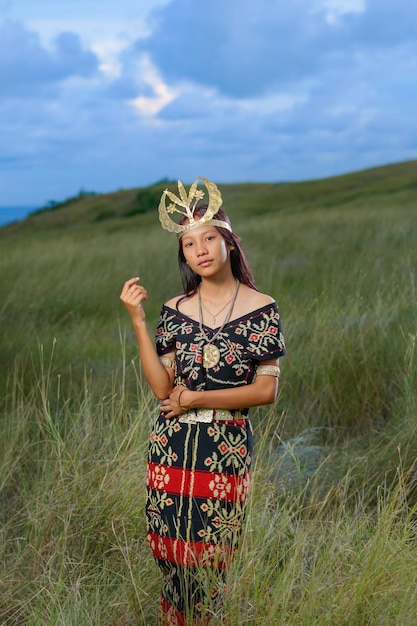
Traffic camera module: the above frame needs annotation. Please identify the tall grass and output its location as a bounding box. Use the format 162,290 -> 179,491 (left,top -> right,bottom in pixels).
2,361 -> 417,625
1,164 -> 417,623
1,342 -> 157,624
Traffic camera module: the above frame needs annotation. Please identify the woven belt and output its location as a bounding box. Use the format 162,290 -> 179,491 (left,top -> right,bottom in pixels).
178,409 -> 244,424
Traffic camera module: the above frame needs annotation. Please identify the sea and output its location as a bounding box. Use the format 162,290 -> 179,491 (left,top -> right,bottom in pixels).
0,206 -> 37,227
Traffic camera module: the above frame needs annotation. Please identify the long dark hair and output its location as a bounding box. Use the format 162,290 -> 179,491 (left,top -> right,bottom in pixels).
177,205 -> 258,301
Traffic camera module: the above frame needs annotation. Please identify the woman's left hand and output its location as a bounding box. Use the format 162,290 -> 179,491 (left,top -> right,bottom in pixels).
159,386 -> 188,419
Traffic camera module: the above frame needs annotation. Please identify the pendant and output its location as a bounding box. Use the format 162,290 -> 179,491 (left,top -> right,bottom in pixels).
203,343 -> 221,368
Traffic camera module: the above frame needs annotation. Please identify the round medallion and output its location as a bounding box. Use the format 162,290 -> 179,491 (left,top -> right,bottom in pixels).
203,343 -> 221,368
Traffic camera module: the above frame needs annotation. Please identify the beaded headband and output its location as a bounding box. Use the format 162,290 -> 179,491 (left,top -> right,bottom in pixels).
158,177 -> 232,239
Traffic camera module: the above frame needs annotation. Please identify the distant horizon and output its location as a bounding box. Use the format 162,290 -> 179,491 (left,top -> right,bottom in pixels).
0,206 -> 38,227
1,157 -> 416,228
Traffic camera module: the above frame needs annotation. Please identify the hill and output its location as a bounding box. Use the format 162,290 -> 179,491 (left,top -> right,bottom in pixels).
2,159 -> 416,235
1,157 -> 416,436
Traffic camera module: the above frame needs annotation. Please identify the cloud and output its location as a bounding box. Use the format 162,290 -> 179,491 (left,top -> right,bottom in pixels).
135,0 -> 327,97
106,51 -> 178,115
129,54 -> 178,116
353,0 -> 417,46
135,0 -> 417,99
0,19 -> 99,96
0,0 -> 416,206
315,0 -> 366,24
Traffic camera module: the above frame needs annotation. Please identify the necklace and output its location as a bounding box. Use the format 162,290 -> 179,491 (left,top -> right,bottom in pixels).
201,293 -> 236,326
198,279 -> 240,369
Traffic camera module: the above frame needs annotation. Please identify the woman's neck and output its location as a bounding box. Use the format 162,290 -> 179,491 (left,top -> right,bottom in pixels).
198,276 -> 240,328
199,274 -> 237,300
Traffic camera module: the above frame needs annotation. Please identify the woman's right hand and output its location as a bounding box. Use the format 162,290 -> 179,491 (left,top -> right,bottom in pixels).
120,277 -> 148,324
160,385 -> 189,419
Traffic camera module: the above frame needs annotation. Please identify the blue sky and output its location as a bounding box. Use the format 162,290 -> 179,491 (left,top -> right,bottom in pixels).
1,0 -> 416,207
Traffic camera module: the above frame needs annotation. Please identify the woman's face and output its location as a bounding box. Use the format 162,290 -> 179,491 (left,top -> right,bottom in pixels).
181,224 -> 233,278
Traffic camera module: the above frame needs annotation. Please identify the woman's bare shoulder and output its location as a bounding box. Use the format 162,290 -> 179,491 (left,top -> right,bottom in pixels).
164,293 -> 197,315
164,295 -> 184,309
236,285 -> 275,315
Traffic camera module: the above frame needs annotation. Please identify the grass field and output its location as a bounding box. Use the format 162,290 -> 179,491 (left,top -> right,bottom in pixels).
1,161 -> 417,624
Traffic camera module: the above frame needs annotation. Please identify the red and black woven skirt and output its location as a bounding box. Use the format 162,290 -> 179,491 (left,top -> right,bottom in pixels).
146,412 -> 253,624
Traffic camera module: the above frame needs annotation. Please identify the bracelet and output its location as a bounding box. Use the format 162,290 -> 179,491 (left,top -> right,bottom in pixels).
177,388 -> 187,409
159,357 -> 176,371
255,364 -> 281,378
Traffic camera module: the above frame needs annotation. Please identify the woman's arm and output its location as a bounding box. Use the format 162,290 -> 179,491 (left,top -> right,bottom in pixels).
120,277 -> 175,399
160,358 -> 280,418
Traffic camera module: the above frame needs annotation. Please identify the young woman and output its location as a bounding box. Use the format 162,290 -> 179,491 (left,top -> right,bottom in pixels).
120,178 -> 286,624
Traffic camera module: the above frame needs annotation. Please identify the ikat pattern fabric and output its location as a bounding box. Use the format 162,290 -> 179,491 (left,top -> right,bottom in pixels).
147,301 -> 285,624
155,302 -> 286,392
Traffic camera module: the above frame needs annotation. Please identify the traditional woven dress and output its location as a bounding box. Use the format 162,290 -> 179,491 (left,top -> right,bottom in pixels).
146,301 -> 286,624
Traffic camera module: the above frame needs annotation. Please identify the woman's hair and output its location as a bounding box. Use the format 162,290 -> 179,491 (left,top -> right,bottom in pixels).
177,205 -> 258,302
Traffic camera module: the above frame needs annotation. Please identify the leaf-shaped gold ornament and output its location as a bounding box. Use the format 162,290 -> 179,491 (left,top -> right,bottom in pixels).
187,180 -> 199,209
158,177 -> 224,235
164,189 -> 186,208
178,180 -> 189,206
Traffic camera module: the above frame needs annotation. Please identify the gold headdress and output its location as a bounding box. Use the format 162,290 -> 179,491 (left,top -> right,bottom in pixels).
158,177 -> 232,238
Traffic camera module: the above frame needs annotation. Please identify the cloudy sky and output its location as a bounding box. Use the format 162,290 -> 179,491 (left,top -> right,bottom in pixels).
1,0 -> 416,207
